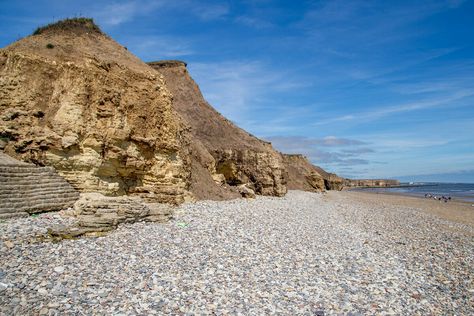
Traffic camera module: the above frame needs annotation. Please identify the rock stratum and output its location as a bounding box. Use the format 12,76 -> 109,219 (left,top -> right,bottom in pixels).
0,152 -> 79,218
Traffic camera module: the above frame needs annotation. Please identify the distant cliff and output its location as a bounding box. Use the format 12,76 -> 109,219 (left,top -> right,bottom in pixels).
344,179 -> 400,188
281,154 -> 345,191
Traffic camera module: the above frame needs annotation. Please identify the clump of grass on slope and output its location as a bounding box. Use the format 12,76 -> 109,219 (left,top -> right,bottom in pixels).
32,18 -> 103,36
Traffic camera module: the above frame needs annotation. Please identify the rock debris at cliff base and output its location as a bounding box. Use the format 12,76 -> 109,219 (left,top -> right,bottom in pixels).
1,191 -> 472,315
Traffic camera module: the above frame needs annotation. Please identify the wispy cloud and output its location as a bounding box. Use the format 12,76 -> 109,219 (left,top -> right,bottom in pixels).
188,60 -> 306,124
266,135 -> 374,172
235,15 -> 273,28
191,3 -> 229,20
93,1 -> 166,26
96,2 -> 139,26
313,90 -> 474,126
126,35 -> 194,60
265,136 -> 367,147
92,0 -> 228,26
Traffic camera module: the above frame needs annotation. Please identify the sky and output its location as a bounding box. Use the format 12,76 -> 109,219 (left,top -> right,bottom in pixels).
1,0 -> 473,182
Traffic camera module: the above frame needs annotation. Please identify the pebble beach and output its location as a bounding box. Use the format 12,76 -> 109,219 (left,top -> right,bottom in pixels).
1,190 -> 473,315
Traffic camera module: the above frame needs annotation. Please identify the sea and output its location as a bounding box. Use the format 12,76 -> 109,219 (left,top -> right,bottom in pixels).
351,182 -> 474,203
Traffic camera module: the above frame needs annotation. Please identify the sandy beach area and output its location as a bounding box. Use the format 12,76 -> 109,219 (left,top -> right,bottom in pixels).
1,190 -> 473,315
342,190 -> 474,228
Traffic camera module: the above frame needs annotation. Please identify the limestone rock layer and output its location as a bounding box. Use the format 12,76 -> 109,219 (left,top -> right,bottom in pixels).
0,152 -> 79,218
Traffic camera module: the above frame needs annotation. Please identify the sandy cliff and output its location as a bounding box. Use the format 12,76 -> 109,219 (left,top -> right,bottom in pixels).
148,60 -> 287,199
281,154 -> 345,191
0,19 -> 190,204
0,19 -> 288,204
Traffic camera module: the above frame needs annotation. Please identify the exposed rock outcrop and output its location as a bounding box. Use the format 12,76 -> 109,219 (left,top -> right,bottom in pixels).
282,154 -> 326,192
0,152 -> 79,218
281,153 -> 347,191
48,192 -> 172,238
324,173 -> 345,191
148,60 -> 287,199
0,19 -> 190,204
344,179 -> 400,188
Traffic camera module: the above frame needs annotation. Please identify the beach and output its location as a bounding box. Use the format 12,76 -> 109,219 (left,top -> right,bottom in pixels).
342,190 -> 474,227
1,190 -> 473,315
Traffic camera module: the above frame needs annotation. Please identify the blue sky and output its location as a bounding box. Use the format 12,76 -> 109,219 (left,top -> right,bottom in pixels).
1,0 -> 473,182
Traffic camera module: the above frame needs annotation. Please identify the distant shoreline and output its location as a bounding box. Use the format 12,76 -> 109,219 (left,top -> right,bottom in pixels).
347,182 -> 474,203
341,190 -> 474,227
349,188 -> 473,203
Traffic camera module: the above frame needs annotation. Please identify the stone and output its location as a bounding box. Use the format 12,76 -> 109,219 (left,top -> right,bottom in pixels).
3,240 -> 14,248
37,288 -> 48,295
48,193 -> 173,238
324,173 -> 345,191
98,290 -> 108,298
282,154 -> 326,192
237,184 -> 256,199
53,266 -> 64,274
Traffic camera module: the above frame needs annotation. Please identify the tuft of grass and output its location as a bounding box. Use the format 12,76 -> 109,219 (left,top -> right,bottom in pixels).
33,17 -> 102,36
46,43 -> 54,49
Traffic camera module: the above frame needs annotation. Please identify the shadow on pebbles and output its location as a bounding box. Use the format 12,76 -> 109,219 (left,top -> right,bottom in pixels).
1,190 -> 473,315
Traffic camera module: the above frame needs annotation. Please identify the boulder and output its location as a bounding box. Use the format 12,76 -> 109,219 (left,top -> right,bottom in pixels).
48,192 -> 172,238
237,184 -> 256,199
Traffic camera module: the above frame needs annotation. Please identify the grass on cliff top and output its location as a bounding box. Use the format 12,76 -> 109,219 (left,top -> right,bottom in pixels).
32,18 -> 103,36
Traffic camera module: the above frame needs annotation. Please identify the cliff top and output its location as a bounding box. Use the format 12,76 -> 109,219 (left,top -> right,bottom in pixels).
32,18 -> 103,36
148,61 -> 272,152
1,18 -> 153,75
148,60 -> 187,68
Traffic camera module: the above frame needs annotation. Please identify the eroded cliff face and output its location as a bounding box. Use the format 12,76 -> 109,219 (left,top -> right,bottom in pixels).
282,154 -> 326,192
324,174 -> 345,191
0,23 -> 191,204
148,60 -> 287,199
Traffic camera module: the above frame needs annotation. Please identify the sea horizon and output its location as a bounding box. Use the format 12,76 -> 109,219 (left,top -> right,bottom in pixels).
352,182 -> 474,203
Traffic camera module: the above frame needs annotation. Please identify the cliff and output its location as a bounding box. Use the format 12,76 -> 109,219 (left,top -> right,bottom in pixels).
281,154 -> 325,191
0,19 -> 288,205
344,179 -> 400,188
281,154 -> 345,191
148,60 -> 287,199
0,19 -> 190,204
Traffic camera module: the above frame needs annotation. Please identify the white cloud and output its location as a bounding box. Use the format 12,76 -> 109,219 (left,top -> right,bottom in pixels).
98,2 -> 138,25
